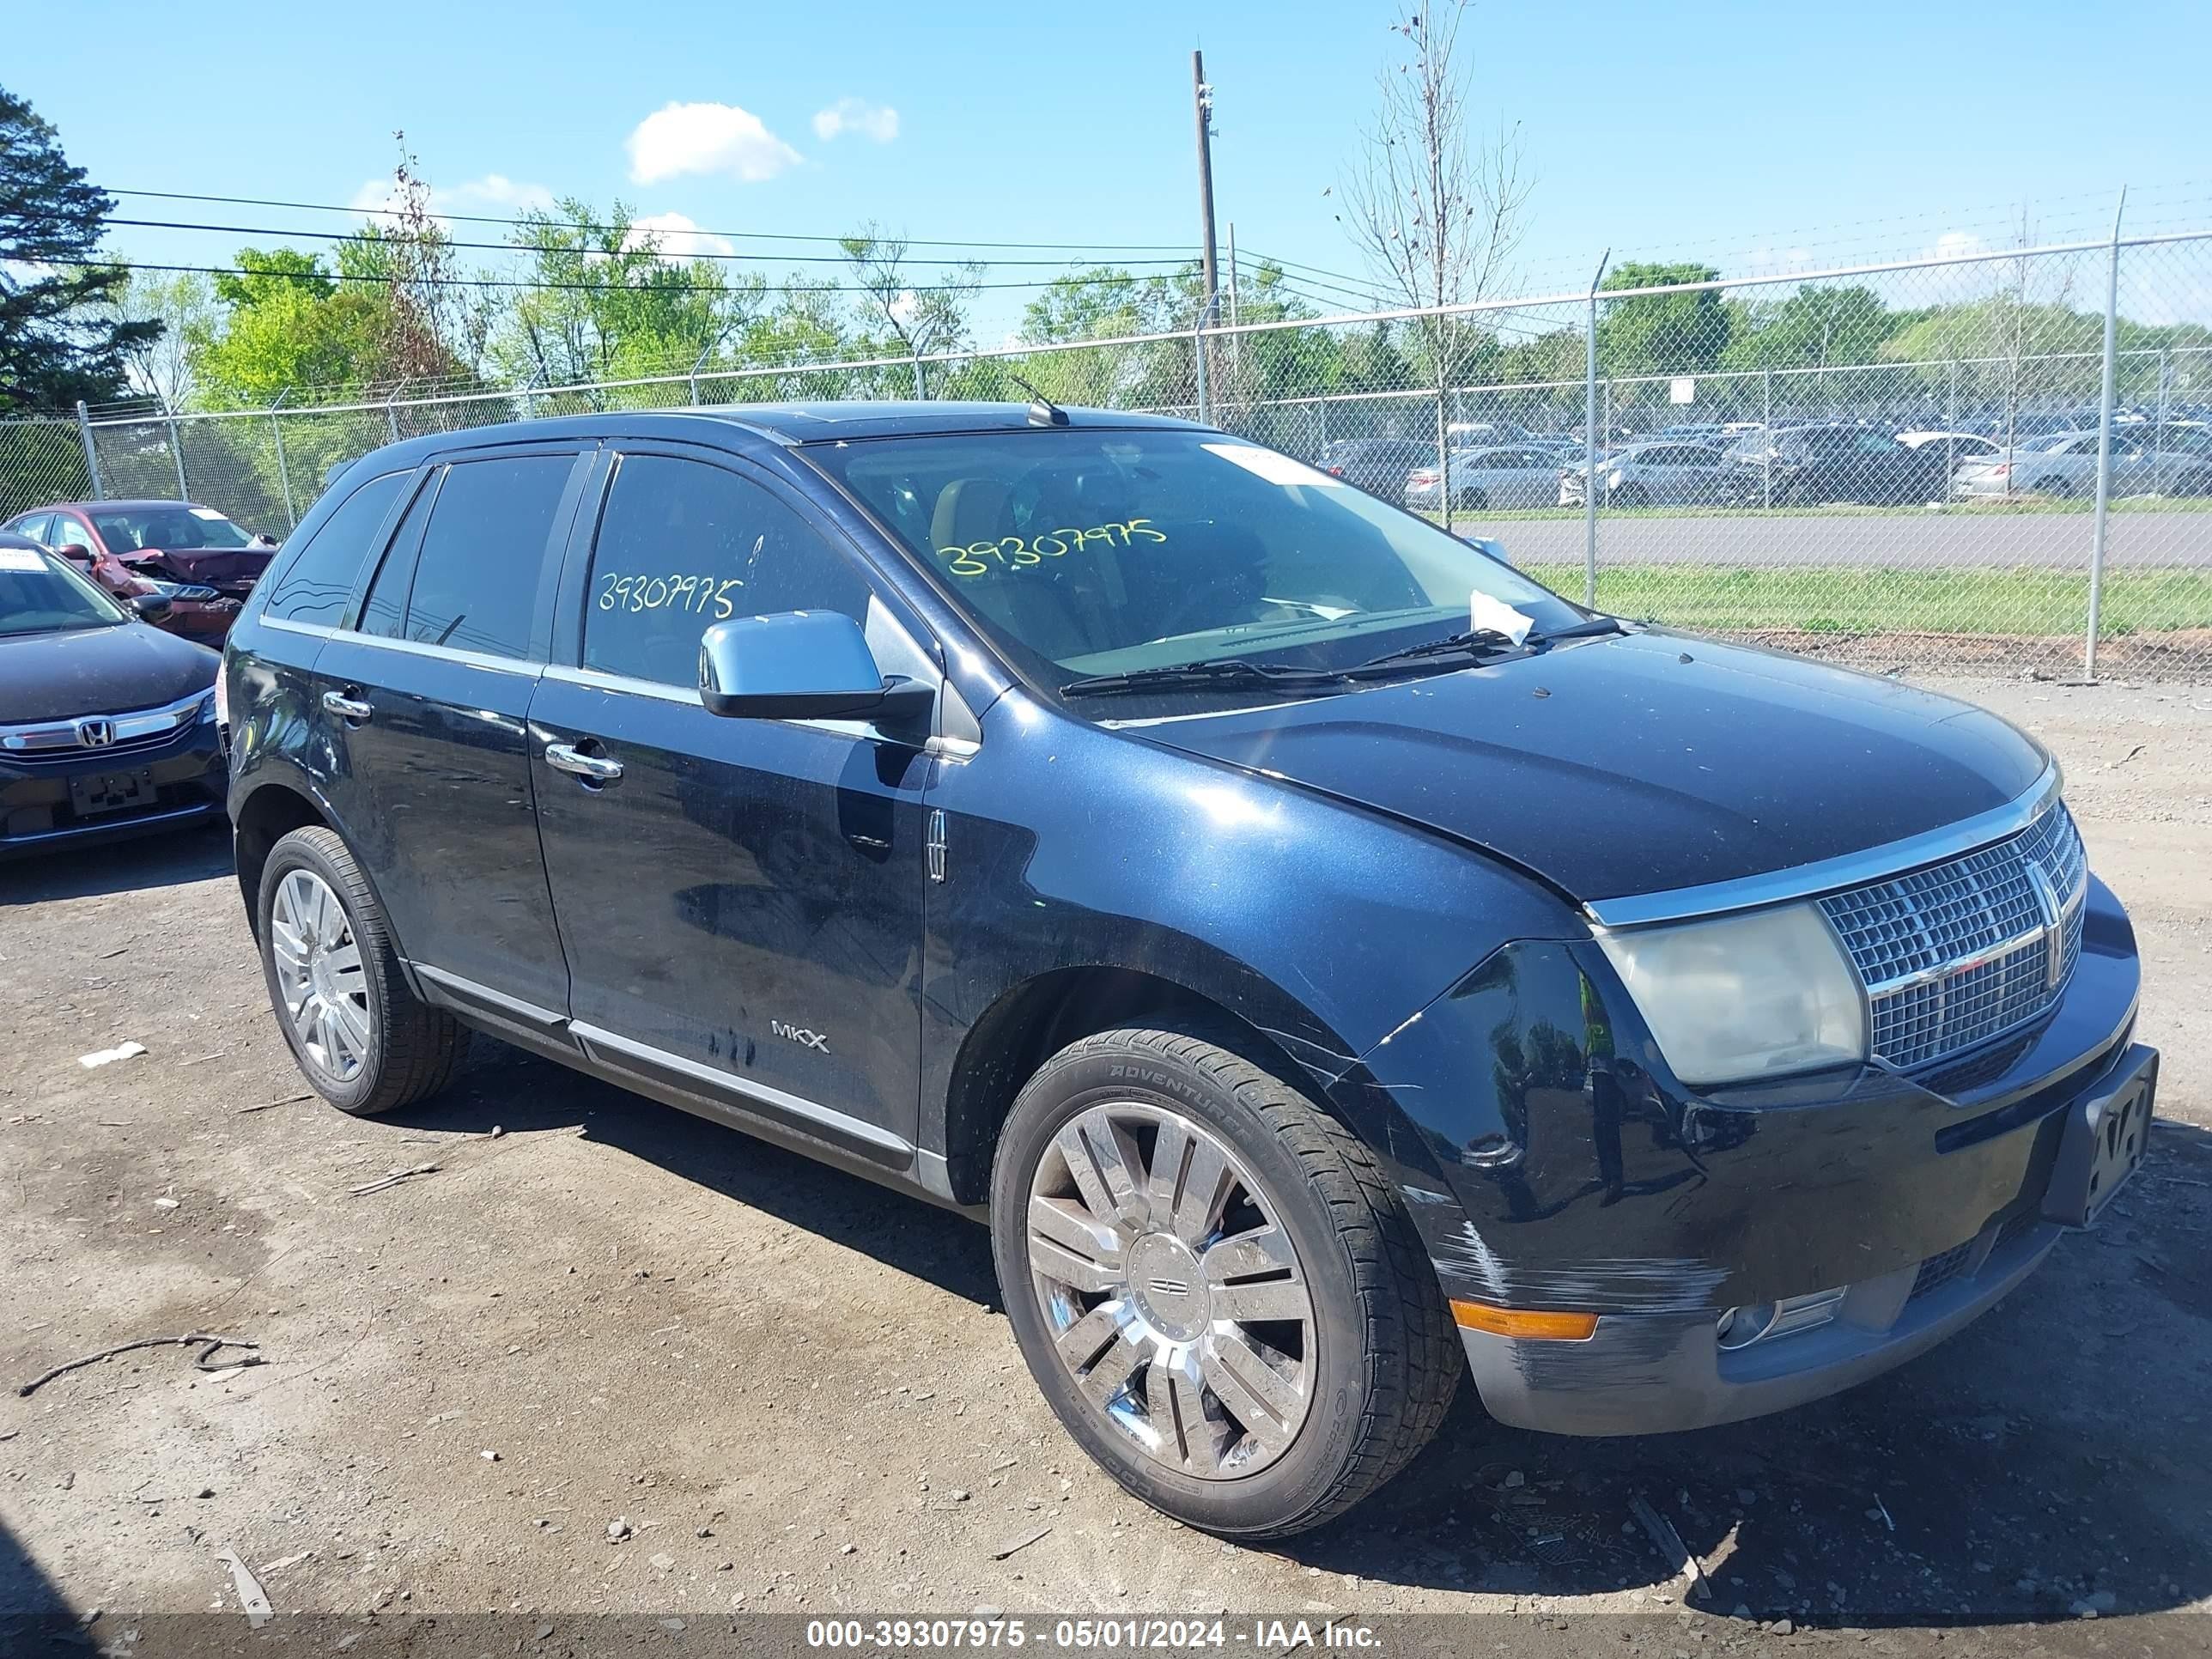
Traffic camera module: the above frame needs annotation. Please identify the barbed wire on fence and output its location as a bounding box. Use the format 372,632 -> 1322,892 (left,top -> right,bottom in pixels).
8,225 -> 2209,678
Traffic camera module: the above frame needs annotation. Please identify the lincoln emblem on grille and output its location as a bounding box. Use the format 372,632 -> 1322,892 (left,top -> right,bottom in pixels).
76,718 -> 115,747
2024,862 -> 2065,991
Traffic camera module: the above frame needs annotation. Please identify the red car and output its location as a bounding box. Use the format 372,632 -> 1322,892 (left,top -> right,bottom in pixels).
1,500 -> 279,644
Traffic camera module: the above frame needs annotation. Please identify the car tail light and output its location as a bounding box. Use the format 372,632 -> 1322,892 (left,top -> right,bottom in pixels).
1327,465 -> 1345,476
1991,464 -> 2011,477
1408,469 -> 1440,485
214,665 -> 229,728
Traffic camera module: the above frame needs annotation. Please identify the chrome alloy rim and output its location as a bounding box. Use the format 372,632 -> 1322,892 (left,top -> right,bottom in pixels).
269,870 -> 371,1081
1025,1102 -> 1316,1480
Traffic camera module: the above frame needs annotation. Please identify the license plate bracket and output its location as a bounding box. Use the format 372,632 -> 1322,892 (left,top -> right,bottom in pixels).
68,769 -> 155,818
2043,1044 -> 2158,1229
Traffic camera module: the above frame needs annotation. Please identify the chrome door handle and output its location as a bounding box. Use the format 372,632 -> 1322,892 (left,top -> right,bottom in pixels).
321,690 -> 373,722
544,741 -> 623,785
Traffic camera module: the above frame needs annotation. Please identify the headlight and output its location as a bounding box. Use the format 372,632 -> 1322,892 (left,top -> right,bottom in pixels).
1595,903 -> 1866,1086
198,690 -> 219,725
145,579 -> 222,600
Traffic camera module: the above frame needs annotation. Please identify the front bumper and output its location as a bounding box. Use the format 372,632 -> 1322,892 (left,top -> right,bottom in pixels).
1461,1038 -> 2155,1435
0,719 -> 226,859
1334,876 -> 2150,1437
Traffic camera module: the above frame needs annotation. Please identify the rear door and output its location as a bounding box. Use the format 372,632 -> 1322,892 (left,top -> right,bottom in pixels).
310,444 -> 592,1016
526,446 -> 934,1152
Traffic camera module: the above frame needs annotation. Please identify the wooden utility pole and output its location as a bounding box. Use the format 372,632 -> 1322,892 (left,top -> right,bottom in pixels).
1192,50 -> 1220,327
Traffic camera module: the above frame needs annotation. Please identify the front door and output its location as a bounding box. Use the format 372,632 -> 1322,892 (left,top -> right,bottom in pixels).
311,447 -> 592,1014
527,448 -> 933,1149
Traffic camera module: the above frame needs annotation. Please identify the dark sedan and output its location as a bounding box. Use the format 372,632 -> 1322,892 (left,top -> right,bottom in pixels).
1724,423 -> 1954,507
0,534 -> 225,858
2,500 -> 278,645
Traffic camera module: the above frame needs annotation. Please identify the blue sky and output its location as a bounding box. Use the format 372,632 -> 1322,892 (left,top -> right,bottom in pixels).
17,0 -> 2211,335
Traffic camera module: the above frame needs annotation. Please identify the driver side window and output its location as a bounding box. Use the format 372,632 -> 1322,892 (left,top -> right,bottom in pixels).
581,454 -> 871,688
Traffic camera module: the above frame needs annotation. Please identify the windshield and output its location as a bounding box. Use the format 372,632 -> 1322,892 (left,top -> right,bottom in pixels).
90,505 -> 257,551
804,428 -> 1582,691
0,544 -> 130,636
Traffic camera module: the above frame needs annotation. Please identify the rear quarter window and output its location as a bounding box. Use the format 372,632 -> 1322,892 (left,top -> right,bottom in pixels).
262,471 -> 410,625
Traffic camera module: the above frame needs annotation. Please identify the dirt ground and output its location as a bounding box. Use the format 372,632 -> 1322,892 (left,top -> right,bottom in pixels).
2,673 -> 2209,1657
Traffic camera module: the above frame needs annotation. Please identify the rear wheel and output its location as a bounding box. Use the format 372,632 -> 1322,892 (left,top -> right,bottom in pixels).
256,826 -> 465,1116
989,1026 -> 1460,1538
1611,481 -> 1650,508
2033,474 -> 2074,498
1455,485 -> 1488,511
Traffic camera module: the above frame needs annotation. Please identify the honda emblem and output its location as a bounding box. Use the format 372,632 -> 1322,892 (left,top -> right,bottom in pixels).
76,718 -> 116,748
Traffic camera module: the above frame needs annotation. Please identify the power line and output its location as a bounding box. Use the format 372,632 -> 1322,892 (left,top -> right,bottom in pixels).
105,216 -> 1199,270
104,186 -> 1200,254
42,254 -> 1174,298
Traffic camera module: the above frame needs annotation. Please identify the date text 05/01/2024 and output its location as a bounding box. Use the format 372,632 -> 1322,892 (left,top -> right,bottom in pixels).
803,1616 -> 1382,1650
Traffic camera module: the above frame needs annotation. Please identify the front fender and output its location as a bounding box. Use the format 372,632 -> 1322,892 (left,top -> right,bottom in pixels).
918,696 -> 1584,1188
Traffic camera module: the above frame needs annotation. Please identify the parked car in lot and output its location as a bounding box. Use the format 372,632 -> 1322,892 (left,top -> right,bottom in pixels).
223,404 -> 2154,1538
1405,443 -> 1565,510
1951,431 -> 2212,500
1723,423 -> 1954,505
1,500 -> 277,644
0,534 -> 224,857
1896,429 -> 2003,461
1559,441 -> 1733,507
1316,438 -> 1435,501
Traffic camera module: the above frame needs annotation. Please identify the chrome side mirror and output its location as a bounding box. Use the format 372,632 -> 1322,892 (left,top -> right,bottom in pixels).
698,611 -> 934,727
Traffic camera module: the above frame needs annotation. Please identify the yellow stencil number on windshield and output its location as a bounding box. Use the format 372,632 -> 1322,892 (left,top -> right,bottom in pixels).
937,519 -> 1166,578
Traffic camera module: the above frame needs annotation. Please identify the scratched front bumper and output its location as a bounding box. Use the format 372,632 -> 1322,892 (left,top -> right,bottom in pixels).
1458,1208 -> 2061,1436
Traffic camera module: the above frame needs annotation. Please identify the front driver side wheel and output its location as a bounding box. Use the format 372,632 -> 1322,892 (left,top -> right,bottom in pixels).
989,1026 -> 1461,1537
256,825 -> 465,1116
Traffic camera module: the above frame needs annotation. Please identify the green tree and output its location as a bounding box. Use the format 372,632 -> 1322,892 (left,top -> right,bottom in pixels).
191,247 -> 392,404
495,199 -> 756,402
0,84 -> 155,409
839,223 -> 983,382
1598,261 -> 1730,394
109,270 -> 216,408
1723,284 -> 1895,372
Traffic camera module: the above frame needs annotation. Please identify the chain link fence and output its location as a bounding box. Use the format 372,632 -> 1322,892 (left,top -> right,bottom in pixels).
7,226 -> 2208,678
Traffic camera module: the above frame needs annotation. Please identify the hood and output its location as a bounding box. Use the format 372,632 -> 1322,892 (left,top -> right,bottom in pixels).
125,547 -> 272,585
0,621 -> 219,725
1133,630 -> 2047,905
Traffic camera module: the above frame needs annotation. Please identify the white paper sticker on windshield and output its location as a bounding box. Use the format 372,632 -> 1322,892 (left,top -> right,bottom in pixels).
188,507 -> 226,520
1200,442 -> 1345,488
0,548 -> 46,572
1470,587 -> 1534,645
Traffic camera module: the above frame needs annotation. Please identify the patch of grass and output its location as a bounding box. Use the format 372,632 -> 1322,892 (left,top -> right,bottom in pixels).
1515,563 -> 2212,636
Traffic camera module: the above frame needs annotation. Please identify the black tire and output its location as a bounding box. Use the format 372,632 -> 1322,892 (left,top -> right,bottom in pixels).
1455,485 -> 1487,511
2033,474 -> 2074,498
255,824 -> 465,1116
989,1025 -> 1461,1538
1611,482 -> 1650,509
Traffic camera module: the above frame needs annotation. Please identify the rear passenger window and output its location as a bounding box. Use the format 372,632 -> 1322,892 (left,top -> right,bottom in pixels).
370,455 -> 574,659
264,471 -> 408,625
581,454 -> 870,688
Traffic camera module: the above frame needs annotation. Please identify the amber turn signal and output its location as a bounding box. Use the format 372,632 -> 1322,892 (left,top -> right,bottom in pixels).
1449,1299 -> 1599,1341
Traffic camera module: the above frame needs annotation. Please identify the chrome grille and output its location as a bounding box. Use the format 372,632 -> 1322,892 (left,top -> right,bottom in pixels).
1819,803 -> 2086,1070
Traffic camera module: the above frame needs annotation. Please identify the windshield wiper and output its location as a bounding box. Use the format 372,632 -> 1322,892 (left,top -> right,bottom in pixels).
1348,628 -> 1522,673
1059,658 -> 1352,699
1530,615 -> 1628,645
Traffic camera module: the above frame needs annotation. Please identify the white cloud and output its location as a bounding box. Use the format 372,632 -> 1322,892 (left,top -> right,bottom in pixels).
349,172 -> 556,221
622,211 -> 738,261
627,101 -> 801,185
811,98 -> 899,143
